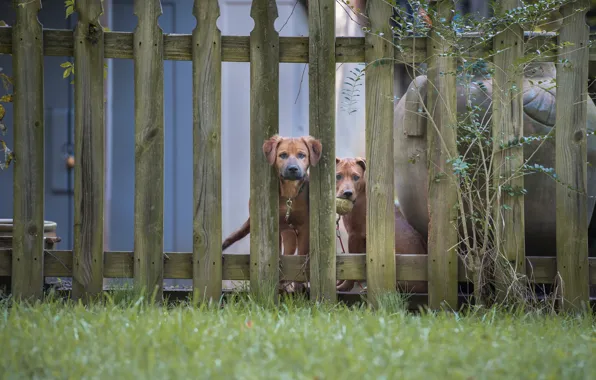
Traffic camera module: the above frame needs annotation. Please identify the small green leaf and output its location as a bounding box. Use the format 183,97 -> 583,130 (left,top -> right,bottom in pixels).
65,5 -> 74,19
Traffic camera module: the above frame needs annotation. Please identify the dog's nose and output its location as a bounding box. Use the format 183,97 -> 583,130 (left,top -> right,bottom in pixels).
288,165 -> 299,173
342,190 -> 353,198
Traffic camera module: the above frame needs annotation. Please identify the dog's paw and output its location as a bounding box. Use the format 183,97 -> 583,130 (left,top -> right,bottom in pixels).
280,281 -> 307,294
336,280 -> 355,292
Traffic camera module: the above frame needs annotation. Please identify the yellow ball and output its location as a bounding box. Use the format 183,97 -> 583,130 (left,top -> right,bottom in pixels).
336,198 -> 354,215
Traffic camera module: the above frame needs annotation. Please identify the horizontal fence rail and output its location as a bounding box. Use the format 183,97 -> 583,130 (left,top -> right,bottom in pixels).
1,251 -> 595,285
4,28 -> 596,63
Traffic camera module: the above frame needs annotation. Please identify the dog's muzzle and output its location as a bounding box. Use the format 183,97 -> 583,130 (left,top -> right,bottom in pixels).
282,164 -> 304,180
337,191 -> 356,203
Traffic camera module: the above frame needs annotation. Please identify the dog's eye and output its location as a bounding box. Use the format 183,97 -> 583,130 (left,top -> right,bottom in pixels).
297,152 -> 306,159
279,153 -> 288,159
336,174 -> 342,181
352,175 -> 360,181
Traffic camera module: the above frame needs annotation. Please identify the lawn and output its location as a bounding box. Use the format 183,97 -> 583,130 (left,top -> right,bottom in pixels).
0,292 -> 594,380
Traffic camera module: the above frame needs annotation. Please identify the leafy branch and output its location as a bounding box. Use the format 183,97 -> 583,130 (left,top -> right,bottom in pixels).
340,64 -> 364,115
0,67 -> 14,170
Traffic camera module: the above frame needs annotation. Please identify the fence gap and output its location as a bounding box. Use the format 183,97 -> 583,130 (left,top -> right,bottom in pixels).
72,0 -> 105,302
11,0 -> 45,301
364,0 -> 396,306
491,0 -> 526,301
555,0 -> 590,312
308,0 -> 336,302
249,0 -> 280,303
192,0 -> 223,305
426,0 -> 458,310
132,0 -> 165,303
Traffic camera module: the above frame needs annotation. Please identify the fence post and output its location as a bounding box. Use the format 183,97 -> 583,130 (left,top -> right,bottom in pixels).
11,0 -> 44,301
365,0 -> 396,306
250,0 -> 280,303
72,0 -> 105,301
132,0 -> 165,303
555,0 -> 590,312
308,0 -> 336,302
192,0 -> 223,305
426,0 -> 458,310
491,0 -> 526,301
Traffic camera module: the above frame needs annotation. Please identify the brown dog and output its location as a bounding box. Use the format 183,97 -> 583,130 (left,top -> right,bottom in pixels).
222,134 -> 322,266
335,157 -> 427,292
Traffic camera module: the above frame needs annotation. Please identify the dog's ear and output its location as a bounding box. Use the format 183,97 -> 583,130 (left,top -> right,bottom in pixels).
262,135 -> 283,166
263,135 -> 282,165
355,157 -> 366,172
302,136 -> 323,167
336,157 -> 340,165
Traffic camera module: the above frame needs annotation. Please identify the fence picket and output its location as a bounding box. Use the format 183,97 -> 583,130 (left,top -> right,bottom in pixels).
72,0 -> 105,301
249,0 -> 280,303
492,0 -> 526,300
365,0 -> 396,306
308,0 -> 336,302
192,0 -> 223,304
555,0 -> 590,311
131,0 -> 165,302
426,0 -> 458,310
11,0 -> 44,300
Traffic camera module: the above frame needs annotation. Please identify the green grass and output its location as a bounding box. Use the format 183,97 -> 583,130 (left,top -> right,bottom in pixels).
0,292 -> 594,380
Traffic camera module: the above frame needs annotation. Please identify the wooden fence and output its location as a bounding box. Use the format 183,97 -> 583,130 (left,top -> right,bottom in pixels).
0,0 -> 595,310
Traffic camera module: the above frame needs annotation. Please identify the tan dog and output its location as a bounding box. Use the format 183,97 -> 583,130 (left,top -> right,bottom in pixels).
222,134 -> 322,268
335,157 -> 427,292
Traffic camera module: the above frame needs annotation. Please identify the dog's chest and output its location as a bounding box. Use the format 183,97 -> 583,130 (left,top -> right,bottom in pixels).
279,200 -> 307,228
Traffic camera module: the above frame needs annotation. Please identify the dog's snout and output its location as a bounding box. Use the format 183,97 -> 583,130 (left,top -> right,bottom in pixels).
282,163 -> 303,180
342,190 -> 353,198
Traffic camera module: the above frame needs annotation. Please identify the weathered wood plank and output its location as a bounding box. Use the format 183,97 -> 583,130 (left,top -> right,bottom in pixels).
308,0 -> 336,302
364,0 -> 396,306
555,0 -> 590,312
192,0 -> 222,305
72,0 -> 105,301
491,0 -> 526,301
11,0 -> 45,300
249,0 -> 280,303
426,0 -> 459,310
1,27 -> 578,63
132,0 -> 165,302
2,250 -> 593,286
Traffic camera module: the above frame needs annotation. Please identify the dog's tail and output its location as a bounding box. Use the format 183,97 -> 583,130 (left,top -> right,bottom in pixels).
222,217 -> 251,251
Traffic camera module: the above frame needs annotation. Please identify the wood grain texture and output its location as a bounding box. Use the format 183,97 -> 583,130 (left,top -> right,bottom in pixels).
1,28 -> 579,63
249,0 -> 280,302
426,0 -> 459,310
555,0 -> 590,311
308,0 -> 336,302
491,0 -> 526,299
11,0 -> 45,300
2,250 -> 593,286
72,0 -> 105,301
365,0 -> 396,306
192,0 -> 222,304
132,0 -> 165,302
